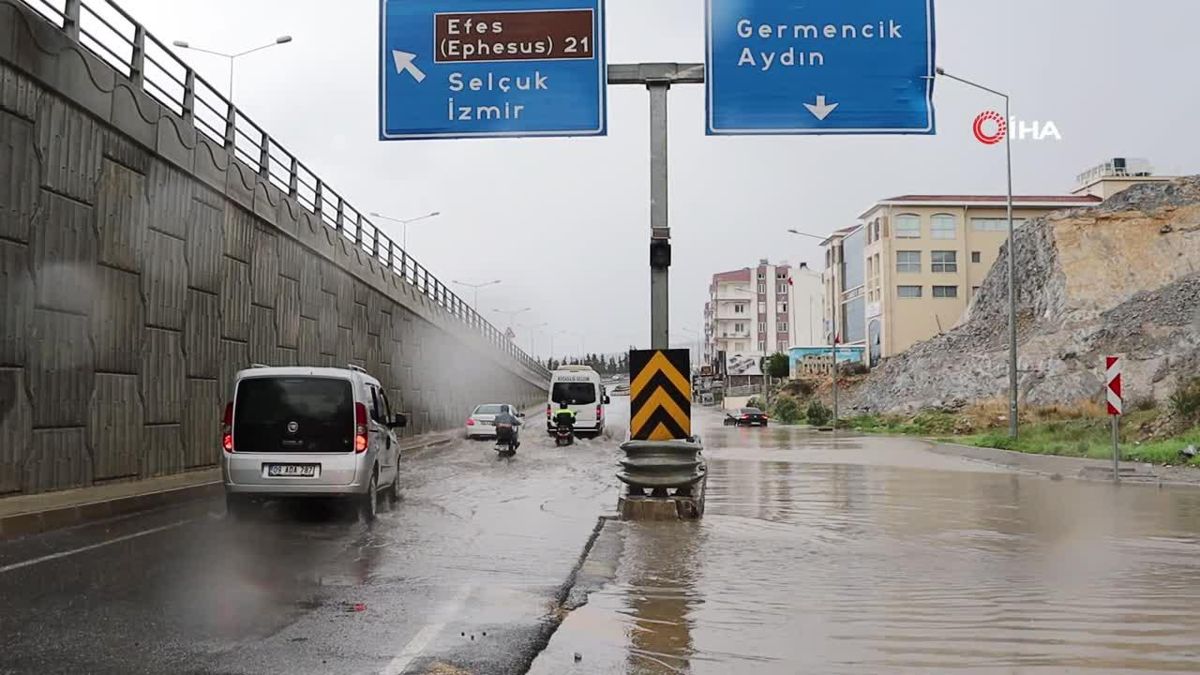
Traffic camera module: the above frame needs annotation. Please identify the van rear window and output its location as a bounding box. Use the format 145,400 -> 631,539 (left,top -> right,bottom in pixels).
552,382 -> 596,405
234,378 -> 353,453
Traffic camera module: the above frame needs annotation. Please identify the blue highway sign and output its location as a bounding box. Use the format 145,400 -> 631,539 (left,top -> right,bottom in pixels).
706,0 -> 936,135
379,0 -> 607,140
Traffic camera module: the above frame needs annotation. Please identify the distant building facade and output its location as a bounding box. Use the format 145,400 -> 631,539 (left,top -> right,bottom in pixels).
704,259 -> 823,370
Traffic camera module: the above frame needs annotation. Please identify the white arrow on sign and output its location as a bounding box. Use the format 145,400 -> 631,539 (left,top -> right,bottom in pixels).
804,95 -> 839,121
392,50 -> 426,83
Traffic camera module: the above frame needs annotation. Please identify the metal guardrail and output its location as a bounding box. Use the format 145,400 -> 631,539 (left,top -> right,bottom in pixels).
618,437 -> 706,496
17,0 -> 549,379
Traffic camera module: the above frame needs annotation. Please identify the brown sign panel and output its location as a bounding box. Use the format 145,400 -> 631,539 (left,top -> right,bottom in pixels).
434,10 -> 595,64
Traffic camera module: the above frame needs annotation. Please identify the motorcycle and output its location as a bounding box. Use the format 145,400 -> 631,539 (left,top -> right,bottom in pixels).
495,423 -> 519,456
553,415 -> 575,447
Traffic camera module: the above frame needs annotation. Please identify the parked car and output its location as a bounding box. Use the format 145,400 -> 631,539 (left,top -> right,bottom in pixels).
222,365 -> 407,522
725,407 -> 769,427
466,403 -> 523,439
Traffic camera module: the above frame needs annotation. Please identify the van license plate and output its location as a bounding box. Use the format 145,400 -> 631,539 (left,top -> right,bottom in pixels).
267,464 -> 318,477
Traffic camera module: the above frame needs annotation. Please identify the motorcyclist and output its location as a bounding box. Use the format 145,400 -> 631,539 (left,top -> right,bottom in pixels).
553,402 -> 577,430
493,407 -> 522,452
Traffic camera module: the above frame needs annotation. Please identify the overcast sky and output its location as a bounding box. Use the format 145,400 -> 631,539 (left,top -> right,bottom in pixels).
116,0 -> 1199,358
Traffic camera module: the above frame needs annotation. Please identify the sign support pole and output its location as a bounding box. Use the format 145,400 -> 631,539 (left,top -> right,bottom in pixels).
608,64 -> 704,351
649,81 -> 670,350
1111,416 -> 1120,483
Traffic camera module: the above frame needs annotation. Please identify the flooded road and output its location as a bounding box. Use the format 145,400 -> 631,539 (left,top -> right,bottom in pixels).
533,409 -> 1200,674
0,406 -> 628,674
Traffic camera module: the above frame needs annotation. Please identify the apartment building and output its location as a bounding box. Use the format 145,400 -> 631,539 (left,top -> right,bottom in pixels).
704,260 -> 823,368
853,194 -> 1100,363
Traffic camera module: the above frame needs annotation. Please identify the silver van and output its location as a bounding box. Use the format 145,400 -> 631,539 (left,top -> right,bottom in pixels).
221,365 -> 407,521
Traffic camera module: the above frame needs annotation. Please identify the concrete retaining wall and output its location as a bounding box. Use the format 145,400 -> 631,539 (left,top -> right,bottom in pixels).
0,1 -> 547,495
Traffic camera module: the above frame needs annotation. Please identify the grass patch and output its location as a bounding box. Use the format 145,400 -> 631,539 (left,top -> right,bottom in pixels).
841,406 -> 1200,466
961,421 -> 1200,466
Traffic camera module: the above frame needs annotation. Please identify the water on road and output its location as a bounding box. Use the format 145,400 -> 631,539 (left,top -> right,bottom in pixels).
533,410 -> 1200,674
0,406 -> 628,675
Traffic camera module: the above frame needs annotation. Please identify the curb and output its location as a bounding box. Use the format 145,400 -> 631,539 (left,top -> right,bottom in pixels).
0,480 -> 223,540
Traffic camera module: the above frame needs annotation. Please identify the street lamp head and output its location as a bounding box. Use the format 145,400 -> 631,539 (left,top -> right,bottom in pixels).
936,66 -> 946,76
276,35 -> 293,44
172,40 -> 189,48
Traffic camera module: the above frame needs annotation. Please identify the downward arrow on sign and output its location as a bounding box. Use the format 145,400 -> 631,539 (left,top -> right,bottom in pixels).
804,95 -> 839,121
392,50 -> 426,83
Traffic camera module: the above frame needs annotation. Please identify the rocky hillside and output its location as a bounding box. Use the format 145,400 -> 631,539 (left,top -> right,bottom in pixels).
852,177 -> 1200,414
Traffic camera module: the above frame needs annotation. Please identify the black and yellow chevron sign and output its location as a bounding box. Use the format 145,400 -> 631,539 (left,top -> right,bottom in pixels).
629,349 -> 691,441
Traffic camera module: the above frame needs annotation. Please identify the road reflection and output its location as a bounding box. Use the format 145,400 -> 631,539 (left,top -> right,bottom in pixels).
543,416 -> 1200,673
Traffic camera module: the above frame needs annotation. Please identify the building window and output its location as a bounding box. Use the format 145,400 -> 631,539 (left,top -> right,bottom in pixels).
972,217 -> 1026,232
931,214 -> 957,240
779,323 -> 788,333
734,303 -> 745,314
759,322 -> 766,333
933,285 -> 959,299
758,283 -> 766,293
971,286 -> 981,298
897,285 -> 923,298
931,251 -> 958,273
873,219 -> 882,240
895,214 -> 921,238
896,251 -> 921,273
971,251 -> 982,264
734,323 -> 745,333
779,302 -> 788,313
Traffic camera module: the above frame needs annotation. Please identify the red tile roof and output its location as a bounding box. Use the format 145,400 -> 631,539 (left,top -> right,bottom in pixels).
711,269 -> 752,283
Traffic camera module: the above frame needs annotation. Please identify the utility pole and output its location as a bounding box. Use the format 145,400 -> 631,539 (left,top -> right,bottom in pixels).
831,342 -> 839,425
608,64 -> 704,350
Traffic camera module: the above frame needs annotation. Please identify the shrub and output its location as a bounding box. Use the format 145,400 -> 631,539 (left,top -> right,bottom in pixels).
806,400 -> 832,427
1169,377 -> 1200,424
746,396 -> 766,411
771,394 -> 803,424
783,378 -> 816,398
839,362 -> 870,377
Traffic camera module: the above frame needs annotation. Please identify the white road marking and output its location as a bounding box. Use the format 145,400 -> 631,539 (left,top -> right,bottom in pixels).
0,519 -> 192,575
383,584 -> 474,675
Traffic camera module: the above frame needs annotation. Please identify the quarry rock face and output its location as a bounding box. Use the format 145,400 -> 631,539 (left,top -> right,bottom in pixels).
852,177 -> 1200,414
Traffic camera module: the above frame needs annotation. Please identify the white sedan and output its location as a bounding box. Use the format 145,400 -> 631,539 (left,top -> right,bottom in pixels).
465,403 -> 522,439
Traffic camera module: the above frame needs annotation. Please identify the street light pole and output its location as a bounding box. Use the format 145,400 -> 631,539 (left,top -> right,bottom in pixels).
936,66 -> 1018,439
369,211 -> 441,253
451,279 -> 501,310
171,35 -> 293,102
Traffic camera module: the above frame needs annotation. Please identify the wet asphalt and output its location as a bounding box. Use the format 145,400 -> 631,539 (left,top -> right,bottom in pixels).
0,404 -> 629,675
9,404 -> 1200,674
532,409 -> 1200,674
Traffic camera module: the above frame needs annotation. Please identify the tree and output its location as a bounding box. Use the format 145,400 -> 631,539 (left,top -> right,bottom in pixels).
765,352 -> 791,379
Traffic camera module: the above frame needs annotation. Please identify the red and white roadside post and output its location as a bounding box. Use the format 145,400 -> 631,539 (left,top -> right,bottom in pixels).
1106,356 -> 1123,481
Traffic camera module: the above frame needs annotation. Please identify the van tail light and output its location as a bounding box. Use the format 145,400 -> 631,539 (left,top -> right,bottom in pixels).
466,418 -> 476,426
546,404 -> 552,419
596,405 -> 602,419
222,402 -> 234,453
355,402 -> 369,453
